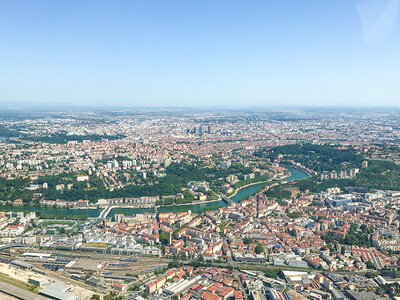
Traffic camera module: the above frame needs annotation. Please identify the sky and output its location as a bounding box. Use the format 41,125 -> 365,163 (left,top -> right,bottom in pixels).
0,0 -> 400,108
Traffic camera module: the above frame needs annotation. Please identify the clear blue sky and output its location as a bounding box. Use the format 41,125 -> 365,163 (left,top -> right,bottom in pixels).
0,0 -> 399,107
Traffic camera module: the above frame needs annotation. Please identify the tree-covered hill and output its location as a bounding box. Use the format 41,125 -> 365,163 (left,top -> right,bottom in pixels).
254,143 -> 363,172
295,160 -> 400,193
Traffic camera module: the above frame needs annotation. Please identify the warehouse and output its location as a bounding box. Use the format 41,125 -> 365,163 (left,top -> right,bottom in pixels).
23,252 -> 52,259
11,260 -> 33,270
28,276 -> 47,286
39,282 -> 78,300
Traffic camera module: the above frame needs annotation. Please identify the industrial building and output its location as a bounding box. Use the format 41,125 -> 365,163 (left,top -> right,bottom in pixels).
39,282 -> 78,300
11,260 -> 33,270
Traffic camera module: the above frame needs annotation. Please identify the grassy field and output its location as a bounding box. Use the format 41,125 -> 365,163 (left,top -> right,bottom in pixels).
0,272 -> 37,292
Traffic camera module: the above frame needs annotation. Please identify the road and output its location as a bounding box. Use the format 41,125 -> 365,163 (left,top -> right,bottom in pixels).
236,271 -> 248,300
0,281 -> 48,300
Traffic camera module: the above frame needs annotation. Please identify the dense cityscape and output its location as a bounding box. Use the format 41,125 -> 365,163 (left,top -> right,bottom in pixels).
2,0 -> 400,298
0,108 -> 400,300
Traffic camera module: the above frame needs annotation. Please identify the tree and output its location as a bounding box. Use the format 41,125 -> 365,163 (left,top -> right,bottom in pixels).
128,284 -> 141,291
104,293 -> 123,300
243,237 -> 253,244
286,211 -> 303,219
265,188 -> 292,200
366,260 -> 376,269
90,295 -> 100,300
255,243 -> 264,254
159,232 -> 170,245
264,269 -> 279,279
168,260 -> 183,268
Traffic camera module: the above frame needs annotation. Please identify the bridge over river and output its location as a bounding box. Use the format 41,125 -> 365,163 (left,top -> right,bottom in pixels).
98,206 -> 112,219
220,194 -> 235,205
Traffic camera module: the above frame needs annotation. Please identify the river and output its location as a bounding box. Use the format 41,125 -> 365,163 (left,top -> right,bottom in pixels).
0,167 -> 309,217
285,166 -> 309,181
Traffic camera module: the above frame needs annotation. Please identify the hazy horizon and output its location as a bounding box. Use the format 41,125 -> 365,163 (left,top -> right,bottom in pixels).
3,100 -> 400,110
1,0 -> 400,107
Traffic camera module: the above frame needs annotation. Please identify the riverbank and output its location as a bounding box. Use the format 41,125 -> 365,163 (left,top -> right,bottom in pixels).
229,180 -> 270,198
280,163 -> 315,177
0,166 -> 309,217
156,196 -> 222,208
229,169 -> 294,199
